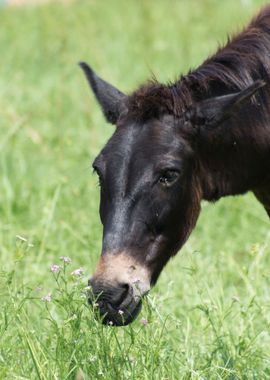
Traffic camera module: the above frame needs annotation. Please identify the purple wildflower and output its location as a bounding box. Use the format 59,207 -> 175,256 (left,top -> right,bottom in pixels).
71,268 -> 84,277
60,256 -> 71,264
42,293 -> 52,302
50,264 -> 61,273
141,317 -> 148,326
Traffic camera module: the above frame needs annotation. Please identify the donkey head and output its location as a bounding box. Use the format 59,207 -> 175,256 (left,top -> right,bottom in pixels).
80,62 -> 264,326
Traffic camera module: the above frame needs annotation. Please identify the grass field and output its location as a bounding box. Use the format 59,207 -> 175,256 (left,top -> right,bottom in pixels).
1,0 -> 270,378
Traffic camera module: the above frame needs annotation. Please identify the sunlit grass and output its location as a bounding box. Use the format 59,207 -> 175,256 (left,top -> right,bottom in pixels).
1,0 -> 270,378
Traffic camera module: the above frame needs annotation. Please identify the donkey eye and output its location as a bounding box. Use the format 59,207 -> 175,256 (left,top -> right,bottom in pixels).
158,170 -> 179,187
92,164 -> 101,177
92,165 -> 103,187
93,167 -> 99,177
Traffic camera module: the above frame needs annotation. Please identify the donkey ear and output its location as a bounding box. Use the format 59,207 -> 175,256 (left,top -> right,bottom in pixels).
79,62 -> 126,124
185,80 -> 265,129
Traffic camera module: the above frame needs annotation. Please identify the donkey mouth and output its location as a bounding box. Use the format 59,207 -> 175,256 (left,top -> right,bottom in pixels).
100,299 -> 142,326
88,283 -> 144,326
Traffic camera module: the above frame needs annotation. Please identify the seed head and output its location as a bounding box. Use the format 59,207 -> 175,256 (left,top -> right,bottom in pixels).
232,295 -> 240,303
16,235 -> 27,242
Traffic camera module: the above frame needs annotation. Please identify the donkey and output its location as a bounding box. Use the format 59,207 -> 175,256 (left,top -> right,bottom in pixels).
80,6 -> 270,326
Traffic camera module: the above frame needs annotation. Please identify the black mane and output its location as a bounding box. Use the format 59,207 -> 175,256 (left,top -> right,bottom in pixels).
127,5 -> 270,121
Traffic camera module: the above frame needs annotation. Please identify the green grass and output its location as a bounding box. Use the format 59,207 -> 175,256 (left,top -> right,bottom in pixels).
1,0 -> 270,378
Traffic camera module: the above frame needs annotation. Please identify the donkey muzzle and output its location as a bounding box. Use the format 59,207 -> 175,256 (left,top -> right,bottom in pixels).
88,252 -> 150,326
88,279 -> 143,326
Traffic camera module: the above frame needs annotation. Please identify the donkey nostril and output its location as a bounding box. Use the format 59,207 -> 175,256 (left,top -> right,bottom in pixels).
88,280 -> 131,309
117,283 -> 130,306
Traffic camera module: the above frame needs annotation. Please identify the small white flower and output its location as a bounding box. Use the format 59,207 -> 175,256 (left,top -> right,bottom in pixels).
41,293 -> 52,302
89,355 -> 97,362
118,309 -> 124,315
108,321 -> 113,326
60,256 -> 72,264
71,268 -> 84,277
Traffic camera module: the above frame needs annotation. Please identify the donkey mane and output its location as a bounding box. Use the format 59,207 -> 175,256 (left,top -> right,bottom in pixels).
127,5 -> 270,121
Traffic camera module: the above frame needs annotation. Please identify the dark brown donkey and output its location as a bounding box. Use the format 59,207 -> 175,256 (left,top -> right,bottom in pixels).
80,6 -> 270,326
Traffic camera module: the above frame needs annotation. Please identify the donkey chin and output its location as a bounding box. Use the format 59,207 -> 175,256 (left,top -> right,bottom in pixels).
88,253 -> 151,326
